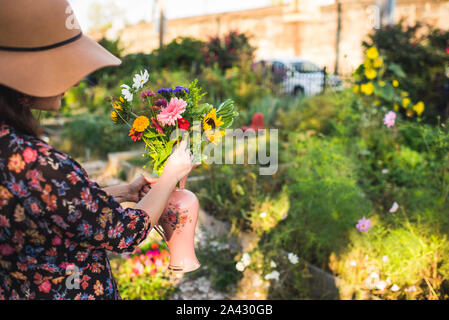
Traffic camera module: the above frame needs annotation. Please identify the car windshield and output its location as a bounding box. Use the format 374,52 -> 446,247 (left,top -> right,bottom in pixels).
293,61 -> 321,73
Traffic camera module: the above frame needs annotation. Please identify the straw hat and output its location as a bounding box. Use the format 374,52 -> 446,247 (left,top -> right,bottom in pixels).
0,0 -> 121,97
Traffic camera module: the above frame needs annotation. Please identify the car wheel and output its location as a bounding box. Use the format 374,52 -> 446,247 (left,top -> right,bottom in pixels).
293,86 -> 304,96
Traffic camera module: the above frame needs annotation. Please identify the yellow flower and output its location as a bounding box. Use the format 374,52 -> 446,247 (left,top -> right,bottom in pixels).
353,84 -> 360,93
379,80 -> 386,87
113,100 -> 123,111
400,91 -> 409,97
120,96 -> 125,103
205,129 -> 225,145
413,101 -> 425,116
132,116 -> 150,132
361,82 -> 374,95
366,47 -> 379,60
363,59 -> 372,69
374,100 -> 381,106
402,97 -> 411,108
111,111 -> 119,123
394,104 -> 399,111
406,110 -> 414,117
203,108 -> 224,132
365,68 -> 377,80
373,57 -> 383,68
392,80 -> 399,87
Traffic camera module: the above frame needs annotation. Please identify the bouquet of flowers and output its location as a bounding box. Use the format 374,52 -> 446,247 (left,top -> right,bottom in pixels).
110,70 -> 239,176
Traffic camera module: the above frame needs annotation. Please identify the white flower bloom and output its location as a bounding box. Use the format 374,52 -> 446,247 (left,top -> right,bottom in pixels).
391,284 -> 400,292
370,272 -> 379,280
121,84 -> 133,102
288,252 -> 299,264
405,285 -> 416,292
382,169 -> 389,174
236,262 -> 245,272
349,260 -> 357,267
264,271 -> 280,281
270,260 -> 277,268
259,212 -> 267,218
382,255 -> 389,263
132,69 -> 149,89
242,253 -> 251,267
389,202 -> 399,213
375,280 -> 387,291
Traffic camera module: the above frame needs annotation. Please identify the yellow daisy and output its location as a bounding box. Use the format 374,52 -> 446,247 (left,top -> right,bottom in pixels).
373,57 -> 383,68
402,98 -> 411,109
392,80 -> 399,87
366,47 -> 379,60
203,108 -> 224,132
379,81 -> 386,87
132,116 -> 150,132
365,68 -> 377,80
361,82 -> 374,95
111,111 -> 119,123
113,100 -> 123,111
413,101 -> 425,116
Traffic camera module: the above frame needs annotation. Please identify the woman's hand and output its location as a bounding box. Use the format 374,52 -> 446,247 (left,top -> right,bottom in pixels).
161,140 -> 197,184
127,175 -> 158,203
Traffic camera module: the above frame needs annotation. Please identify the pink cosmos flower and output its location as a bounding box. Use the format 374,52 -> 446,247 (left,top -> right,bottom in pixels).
356,217 -> 372,233
383,111 -> 396,128
157,97 -> 187,126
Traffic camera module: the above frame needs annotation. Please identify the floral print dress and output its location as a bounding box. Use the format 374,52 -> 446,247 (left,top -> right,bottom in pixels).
0,121 -> 152,300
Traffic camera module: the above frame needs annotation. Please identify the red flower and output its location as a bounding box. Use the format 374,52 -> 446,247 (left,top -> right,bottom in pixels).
23,147 -> 37,163
151,118 -> 164,134
129,128 -> 143,142
38,281 -> 51,293
177,118 -> 190,130
446,48 -> 449,54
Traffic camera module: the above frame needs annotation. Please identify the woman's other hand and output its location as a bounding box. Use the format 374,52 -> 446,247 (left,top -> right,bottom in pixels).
127,175 -> 158,203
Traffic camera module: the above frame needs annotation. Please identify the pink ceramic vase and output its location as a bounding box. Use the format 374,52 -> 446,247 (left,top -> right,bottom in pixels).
154,180 -> 200,273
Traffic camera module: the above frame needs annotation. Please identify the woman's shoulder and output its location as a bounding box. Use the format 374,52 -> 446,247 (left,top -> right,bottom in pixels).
0,122 -> 86,178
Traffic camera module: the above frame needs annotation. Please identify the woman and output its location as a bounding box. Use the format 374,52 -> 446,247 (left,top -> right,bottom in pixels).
0,0 -> 195,299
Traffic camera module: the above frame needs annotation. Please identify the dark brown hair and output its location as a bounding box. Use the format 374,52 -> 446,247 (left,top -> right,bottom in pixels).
0,84 -> 40,136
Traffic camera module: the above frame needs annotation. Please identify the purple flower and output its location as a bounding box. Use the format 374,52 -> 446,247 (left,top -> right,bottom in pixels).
140,90 -> 156,100
356,217 -> 372,233
173,86 -> 189,97
383,111 -> 396,128
154,99 -> 168,108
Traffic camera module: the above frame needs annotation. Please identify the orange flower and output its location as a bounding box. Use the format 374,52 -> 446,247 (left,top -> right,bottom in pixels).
8,154 -> 25,173
151,242 -> 159,250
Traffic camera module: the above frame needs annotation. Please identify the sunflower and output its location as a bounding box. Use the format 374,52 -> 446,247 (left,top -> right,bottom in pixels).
113,100 -> 123,110
111,111 -> 119,123
203,108 -> 224,132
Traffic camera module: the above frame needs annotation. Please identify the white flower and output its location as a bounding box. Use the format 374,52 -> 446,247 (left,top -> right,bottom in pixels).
121,84 -> 133,102
235,262 -> 245,272
391,284 -> 400,292
382,169 -> 389,174
405,285 -> 416,292
287,252 -> 299,264
389,202 -> 399,213
370,272 -> 379,280
382,255 -> 389,263
270,260 -> 277,268
349,260 -> 357,267
132,69 -> 149,89
375,280 -> 387,290
259,212 -> 267,218
242,253 -> 251,267
264,271 -> 280,281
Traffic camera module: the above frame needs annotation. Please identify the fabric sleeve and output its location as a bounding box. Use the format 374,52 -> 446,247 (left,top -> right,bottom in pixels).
18,141 -> 152,254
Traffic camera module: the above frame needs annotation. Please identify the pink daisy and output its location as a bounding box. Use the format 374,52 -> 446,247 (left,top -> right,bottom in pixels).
383,111 -> 396,128
356,217 -> 372,233
157,97 -> 187,126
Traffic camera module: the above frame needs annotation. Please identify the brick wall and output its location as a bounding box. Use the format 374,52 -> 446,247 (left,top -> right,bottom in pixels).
89,0 -> 449,75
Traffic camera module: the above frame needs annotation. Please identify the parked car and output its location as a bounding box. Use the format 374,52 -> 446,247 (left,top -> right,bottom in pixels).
256,58 -> 342,96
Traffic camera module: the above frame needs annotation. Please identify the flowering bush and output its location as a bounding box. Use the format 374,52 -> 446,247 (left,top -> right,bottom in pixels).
109,240 -> 176,300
